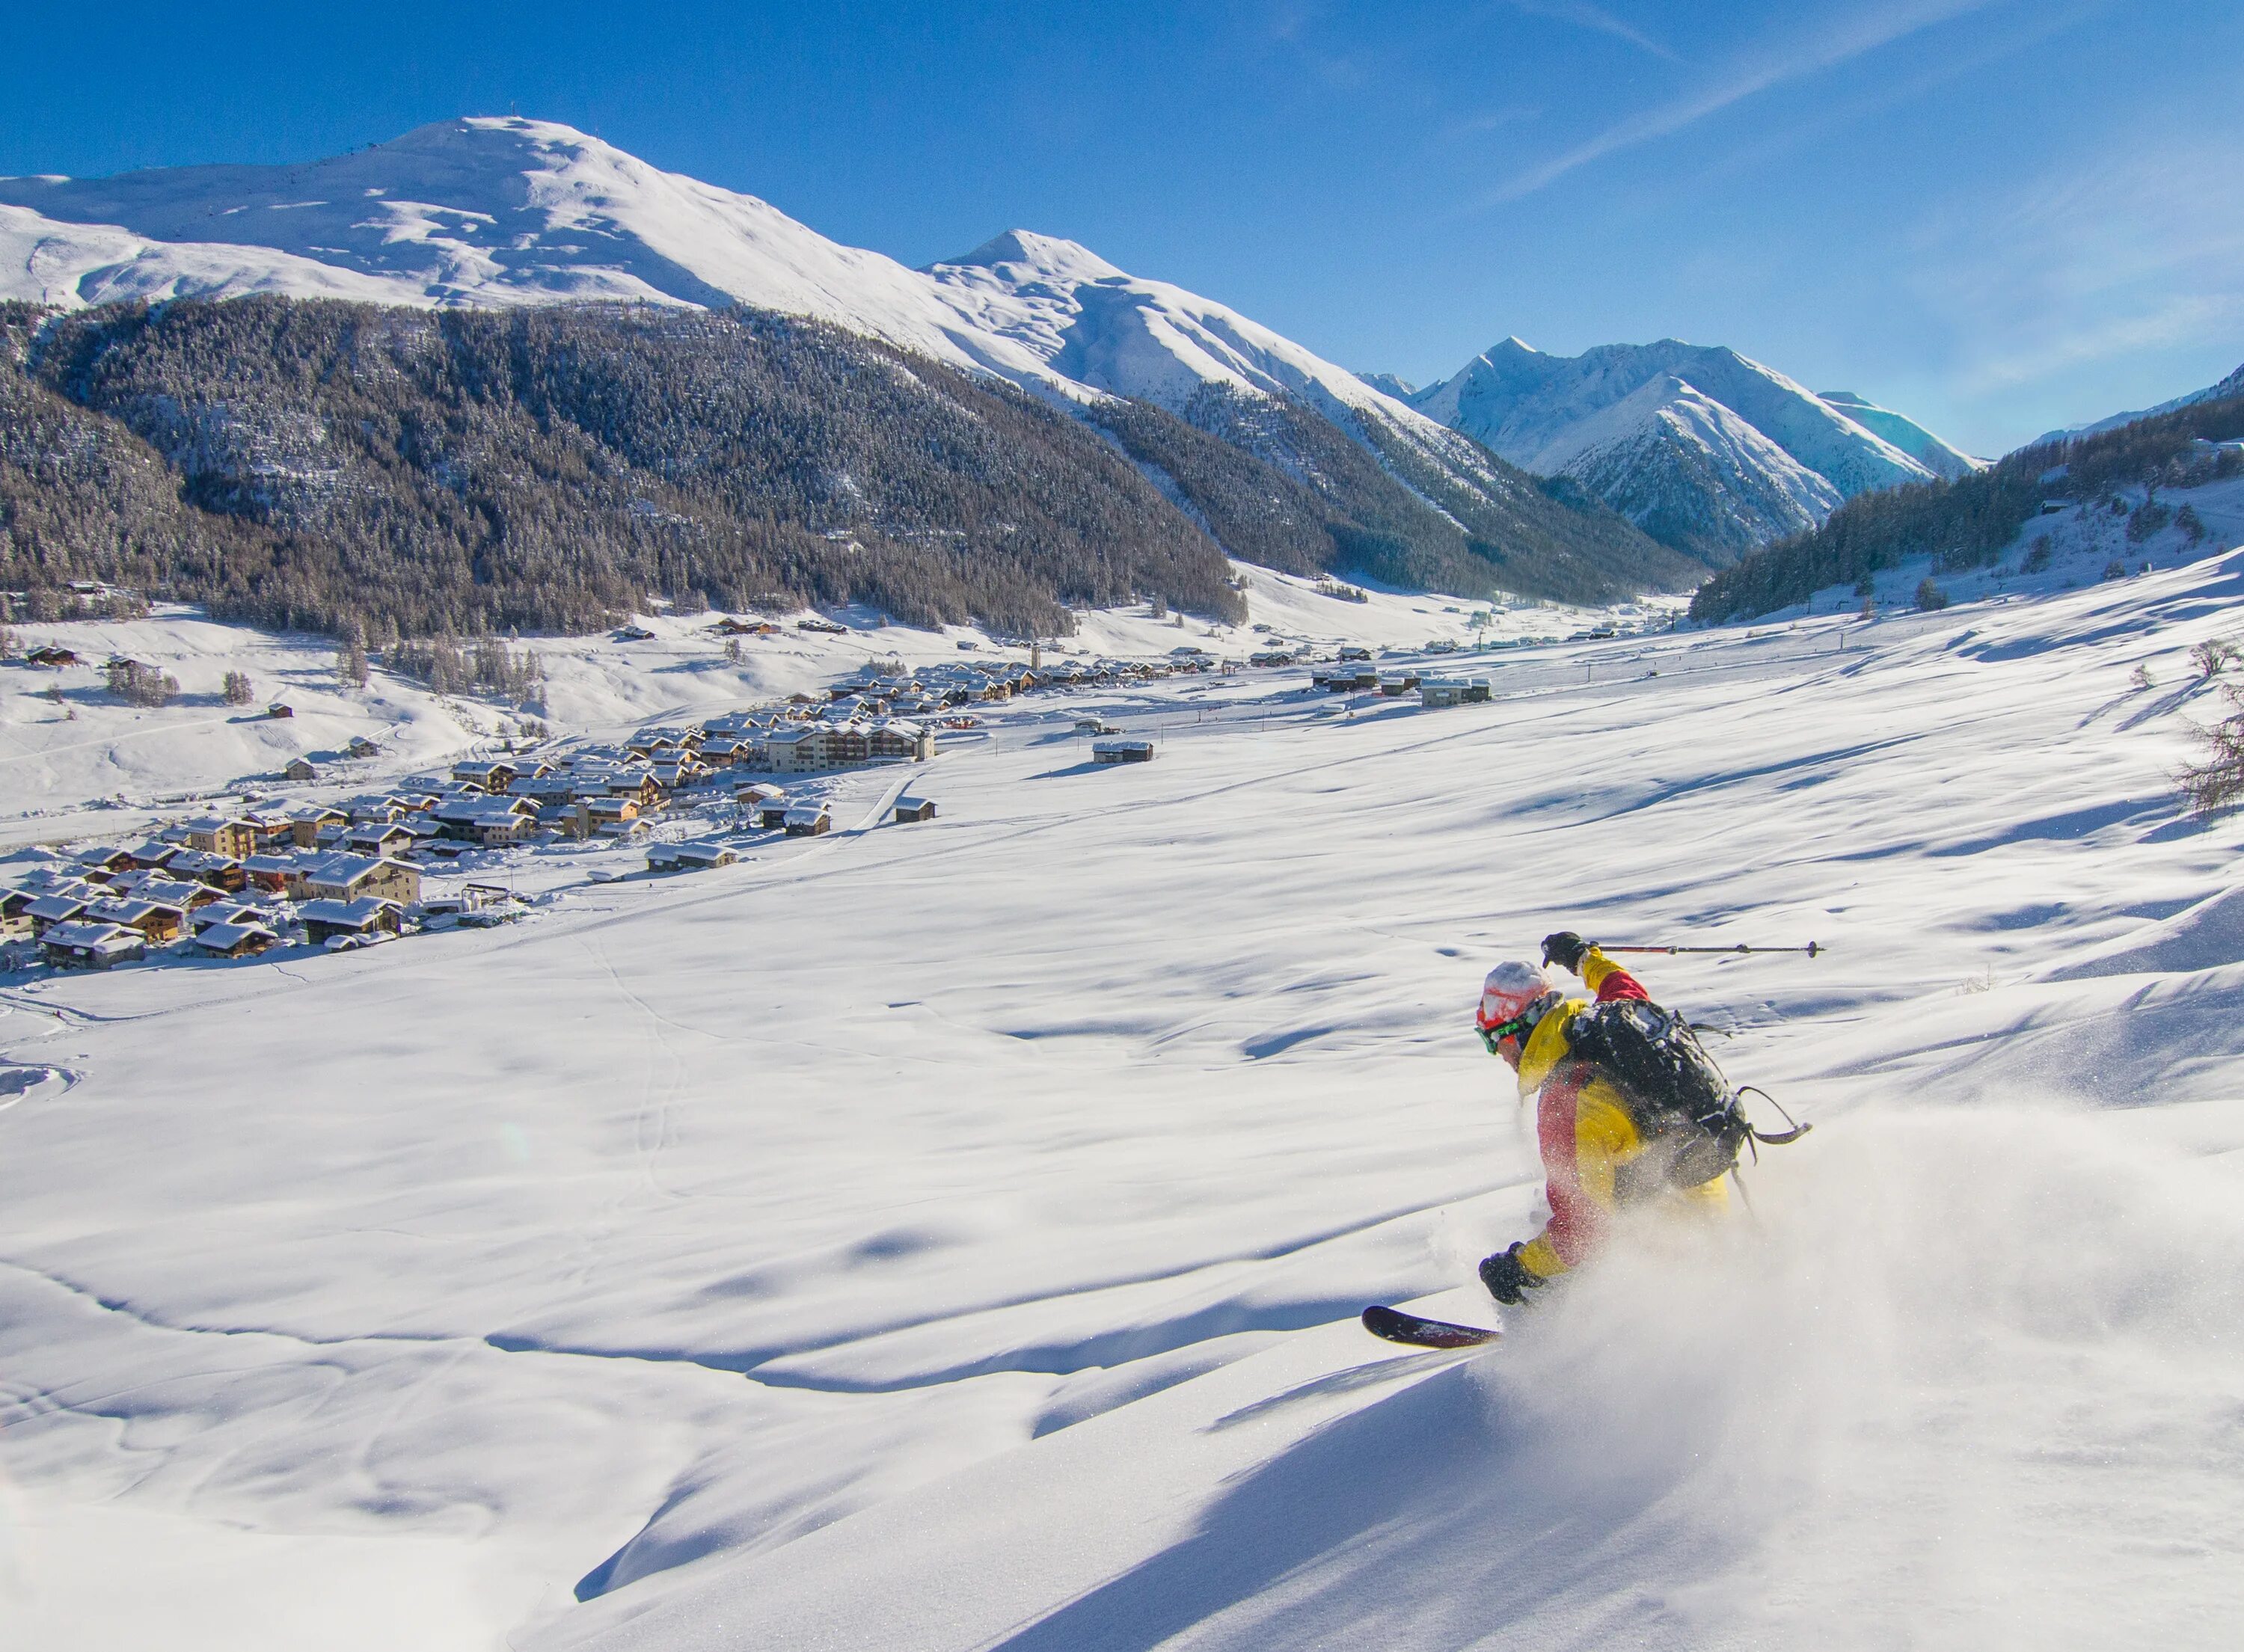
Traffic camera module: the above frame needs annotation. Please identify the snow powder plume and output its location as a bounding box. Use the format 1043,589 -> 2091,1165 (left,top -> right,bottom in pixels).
1061,1101 -> 2244,1651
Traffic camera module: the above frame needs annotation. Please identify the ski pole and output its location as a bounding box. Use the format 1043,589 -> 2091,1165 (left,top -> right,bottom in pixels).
1597,942 -> 1824,958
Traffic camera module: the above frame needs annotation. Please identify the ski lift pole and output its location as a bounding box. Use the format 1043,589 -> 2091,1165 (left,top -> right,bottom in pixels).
1598,942 -> 1825,959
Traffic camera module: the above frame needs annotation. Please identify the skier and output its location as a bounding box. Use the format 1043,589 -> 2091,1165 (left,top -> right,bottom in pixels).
1472,931 -> 1728,1307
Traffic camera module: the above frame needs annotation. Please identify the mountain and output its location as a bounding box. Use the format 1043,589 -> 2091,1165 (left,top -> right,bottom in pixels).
2034,360 -> 2244,446
919,231 -> 1696,600
2,297 -> 1248,639
1690,369 -> 2244,624
1402,337 -> 1975,563
1815,389 -> 1981,479
1355,371 -> 1417,401
0,119 -> 1693,610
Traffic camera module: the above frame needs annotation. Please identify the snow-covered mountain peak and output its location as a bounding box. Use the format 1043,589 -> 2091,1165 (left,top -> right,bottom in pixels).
939,229 -> 1126,286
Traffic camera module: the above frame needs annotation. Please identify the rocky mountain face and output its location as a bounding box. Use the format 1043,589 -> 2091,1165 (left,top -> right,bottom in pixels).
1401,337 -> 1981,563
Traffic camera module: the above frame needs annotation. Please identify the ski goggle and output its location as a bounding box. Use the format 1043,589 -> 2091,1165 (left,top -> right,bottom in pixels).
1480,1013 -> 1535,1047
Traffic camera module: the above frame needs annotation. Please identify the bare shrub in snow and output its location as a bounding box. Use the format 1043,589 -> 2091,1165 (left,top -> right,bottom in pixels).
2189,639 -> 2236,679
2131,663 -> 2155,691
2180,686 -> 2244,814
222,669 -> 254,706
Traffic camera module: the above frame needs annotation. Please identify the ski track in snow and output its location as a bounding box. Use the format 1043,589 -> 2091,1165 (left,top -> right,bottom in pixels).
7,544 -> 2244,1648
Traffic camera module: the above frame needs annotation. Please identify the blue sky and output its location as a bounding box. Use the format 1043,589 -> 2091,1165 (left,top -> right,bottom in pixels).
10,1 -> 2239,455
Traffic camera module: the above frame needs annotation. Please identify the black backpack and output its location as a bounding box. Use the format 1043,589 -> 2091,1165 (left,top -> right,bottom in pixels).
1561,997 -> 1806,1190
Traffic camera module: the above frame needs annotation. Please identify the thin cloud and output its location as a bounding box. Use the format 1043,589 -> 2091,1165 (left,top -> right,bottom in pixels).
1502,1 -> 1679,63
1484,0 -> 2002,205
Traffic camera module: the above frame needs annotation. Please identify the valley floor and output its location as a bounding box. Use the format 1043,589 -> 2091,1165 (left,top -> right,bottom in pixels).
5,550 -> 2244,1649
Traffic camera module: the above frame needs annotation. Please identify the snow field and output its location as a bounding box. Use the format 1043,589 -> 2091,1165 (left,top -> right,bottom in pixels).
5,543 -> 2244,1648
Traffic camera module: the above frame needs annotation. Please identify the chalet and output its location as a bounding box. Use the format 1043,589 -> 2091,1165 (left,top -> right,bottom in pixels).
1091,739 -> 1156,764
166,849 -> 246,892
604,771 -> 666,808
423,883 -> 515,925
342,820 -> 418,856
284,757 -> 320,782
796,618 -> 847,635
40,920 -> 144,969
1419,678 -> 1467,709
123,838 -> 180,870
84,895 -> 187,943
648,756 -> 709,792
782,804 -> 833,836
752,798 -> 793,831
194,900 -> 280,935
1337,645 -> 1373,662
245,811 -> 298,846
25,892 -> 92,936
459,801 -> 536,847
346,736 -> 381,758
647,841 -> 740,872
302,853 -> 422,906
182,816 -> 259,859
1462,677 -> 1493,703
290,807 -> 349,848
194,919 -> 279,958
734,781 -> 785,806
450,759 -> 519,793
266,703 -> 293,719
577,796 -> 643,838
509,774 -> 577,808
298,897 -> 402,945
697,734 -> 749,766
232,853 -> 303,888
135,875 -> 221,912
614,624 -> 657,642
710,615 -> 778,636
1074,717 -> 1119,735
27,645 -> 81,667
893,796 -> 936,824
0,888 -> 40,933
1376,669 -> 1420,696
73,846 -> 135,880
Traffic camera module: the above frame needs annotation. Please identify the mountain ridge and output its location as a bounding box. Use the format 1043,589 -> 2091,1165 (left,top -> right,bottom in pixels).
1400,336 -> 1980,562
0,117 -> 1690,609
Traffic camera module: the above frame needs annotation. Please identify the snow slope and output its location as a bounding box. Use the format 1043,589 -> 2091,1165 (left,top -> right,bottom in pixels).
1817,387 -> 1984,478
7,530 -> 2244,1647
924,230 -> 1444,440
1533,372 -> 1841,557
0,119 -> 1048,382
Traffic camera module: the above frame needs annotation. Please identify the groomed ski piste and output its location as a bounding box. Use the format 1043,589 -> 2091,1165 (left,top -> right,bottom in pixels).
6,532 -> 2244,1648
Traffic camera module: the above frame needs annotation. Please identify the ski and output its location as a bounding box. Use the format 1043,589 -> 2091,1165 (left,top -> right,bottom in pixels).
1360,1304 -> 1500,1349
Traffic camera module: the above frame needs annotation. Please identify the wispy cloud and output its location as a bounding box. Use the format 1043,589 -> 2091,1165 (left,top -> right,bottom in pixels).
1500,1 -> 1679,63
1483,0 -> 2002,205
1915,138 -> 2244,400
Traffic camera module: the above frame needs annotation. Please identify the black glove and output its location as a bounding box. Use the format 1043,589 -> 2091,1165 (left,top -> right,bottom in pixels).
1478,1243 -> 1547,1307
1541,931 -> 1590,972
